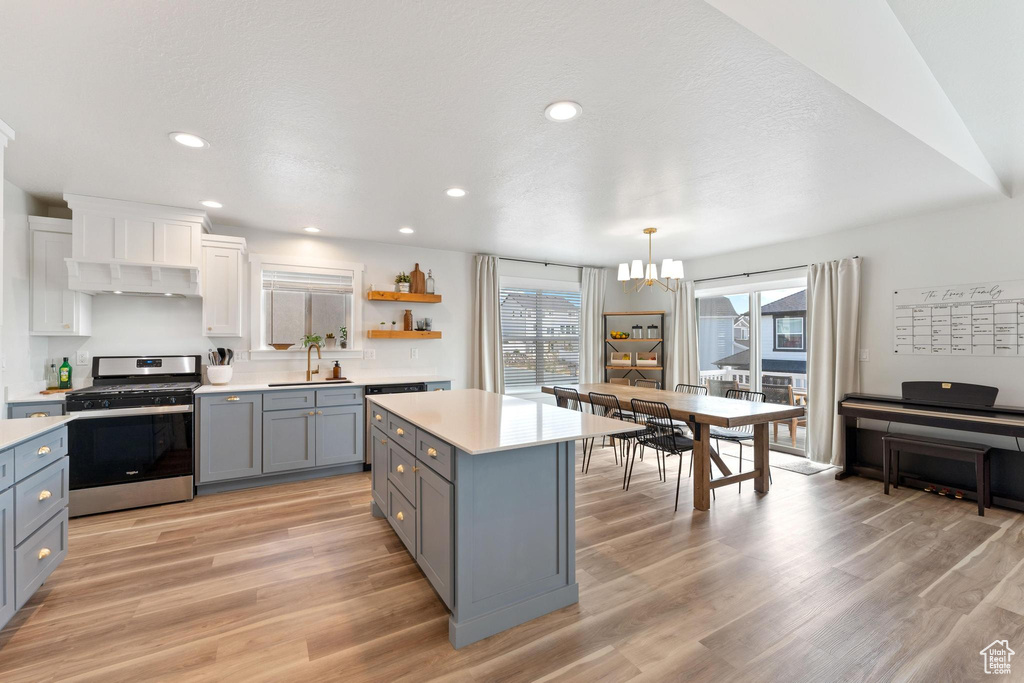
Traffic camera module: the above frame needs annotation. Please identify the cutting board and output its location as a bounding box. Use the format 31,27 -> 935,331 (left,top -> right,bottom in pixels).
410,263 -> 425,294
40,388 -> 74,394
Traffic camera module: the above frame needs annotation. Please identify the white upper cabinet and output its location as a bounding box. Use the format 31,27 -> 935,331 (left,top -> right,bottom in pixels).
202,235 -> 246,337
63,194 -> 210,296
30,217 -> 92,336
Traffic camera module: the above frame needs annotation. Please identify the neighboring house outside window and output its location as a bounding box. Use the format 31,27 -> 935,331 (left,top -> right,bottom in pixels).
499,280 -> 580,392
774,315 -> 805,351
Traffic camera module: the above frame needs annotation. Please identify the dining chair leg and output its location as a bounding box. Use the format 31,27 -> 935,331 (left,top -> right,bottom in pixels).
655,448 -> 663,481
674,448 -> 684,511
623,442 -> 635,490
625,445 -> 639,491
688,453 -> 693,478
583,438 -> 593,474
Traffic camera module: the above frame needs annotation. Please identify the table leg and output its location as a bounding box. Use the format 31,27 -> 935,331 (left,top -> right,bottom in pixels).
692,422 -> 711,511
754,423 -> 769,494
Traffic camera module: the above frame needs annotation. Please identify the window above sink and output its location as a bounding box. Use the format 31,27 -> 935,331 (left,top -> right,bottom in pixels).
249,254 -> 365,360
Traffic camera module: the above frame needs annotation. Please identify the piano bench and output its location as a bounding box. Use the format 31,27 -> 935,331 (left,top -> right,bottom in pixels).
881,434 -> 991,516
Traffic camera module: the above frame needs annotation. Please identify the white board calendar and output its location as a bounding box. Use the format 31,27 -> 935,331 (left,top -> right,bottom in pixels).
894,280 -> 1024,356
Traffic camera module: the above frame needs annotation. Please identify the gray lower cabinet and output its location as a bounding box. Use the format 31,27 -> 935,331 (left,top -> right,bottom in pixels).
316,405 -> 364,466
0,487 -> 13,628
415,463 -> 453,609
7,402 -> 64,420
198,393 -> 263,483
370,426 -> 389,512
263,408 -> 316,473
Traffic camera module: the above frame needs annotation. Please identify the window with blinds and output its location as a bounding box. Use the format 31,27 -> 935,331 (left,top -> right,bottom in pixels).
261,269 -> 354,346
500,285 -> 581,389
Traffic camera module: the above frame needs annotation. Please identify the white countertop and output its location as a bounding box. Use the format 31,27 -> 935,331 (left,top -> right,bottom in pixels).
368,389 -> 642,455
0,415 -> 75,451
194,375 -> 451,395
7,392 -> 68,405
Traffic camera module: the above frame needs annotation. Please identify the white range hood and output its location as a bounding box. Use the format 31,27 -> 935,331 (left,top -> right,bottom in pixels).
64,194 -> 210,297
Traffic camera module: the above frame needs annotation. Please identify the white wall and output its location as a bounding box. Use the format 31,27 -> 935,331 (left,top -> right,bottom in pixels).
46,225 -> 475,388
2,180 -> 49,398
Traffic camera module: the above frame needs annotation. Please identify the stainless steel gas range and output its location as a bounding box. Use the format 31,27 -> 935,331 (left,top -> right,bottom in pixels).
65,355 -> 200,516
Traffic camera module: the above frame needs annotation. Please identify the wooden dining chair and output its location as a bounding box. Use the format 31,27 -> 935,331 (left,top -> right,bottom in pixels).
634,379 -> 661,389
628,399 -> 695,511
710,389 -> 769,490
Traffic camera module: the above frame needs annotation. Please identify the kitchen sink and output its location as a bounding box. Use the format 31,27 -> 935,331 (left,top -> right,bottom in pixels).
267,379 -> 354,387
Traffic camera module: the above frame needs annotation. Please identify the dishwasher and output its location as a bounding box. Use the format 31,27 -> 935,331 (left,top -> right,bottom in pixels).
364,383 -> 428,466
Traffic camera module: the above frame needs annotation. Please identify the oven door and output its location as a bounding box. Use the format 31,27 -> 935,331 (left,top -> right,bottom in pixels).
68,405 -> 194,489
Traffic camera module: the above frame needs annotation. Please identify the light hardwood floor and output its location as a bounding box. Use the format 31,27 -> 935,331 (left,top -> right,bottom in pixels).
2,443 -> 1023,682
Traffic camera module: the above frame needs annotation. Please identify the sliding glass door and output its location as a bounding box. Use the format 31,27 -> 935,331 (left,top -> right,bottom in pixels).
696,277 -> 808,455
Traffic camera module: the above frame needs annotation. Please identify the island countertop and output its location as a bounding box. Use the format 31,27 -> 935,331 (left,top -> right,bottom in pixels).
368,388 -> 642,455
0,415 -> 75,451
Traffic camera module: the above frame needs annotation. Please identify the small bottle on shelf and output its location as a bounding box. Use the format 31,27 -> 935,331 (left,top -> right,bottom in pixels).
58,357 -> 73,389
426,269 -> 435,295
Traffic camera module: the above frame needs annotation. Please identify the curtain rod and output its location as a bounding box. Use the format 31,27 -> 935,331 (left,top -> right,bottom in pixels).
693,255 -> 859,284
498,256 -> 589,270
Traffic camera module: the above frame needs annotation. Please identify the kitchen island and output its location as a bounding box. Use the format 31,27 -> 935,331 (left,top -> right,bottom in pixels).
367,389 -> 641,649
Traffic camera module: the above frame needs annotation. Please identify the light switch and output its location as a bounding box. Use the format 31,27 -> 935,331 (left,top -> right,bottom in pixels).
76,351 -> 90,366
410,348 -> 418,359
859,348 -> 869,362
364,348 -> 376,360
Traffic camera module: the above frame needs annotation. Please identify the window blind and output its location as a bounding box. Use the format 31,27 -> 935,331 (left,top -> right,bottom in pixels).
262,269 -> 353,294
500,285 -> 581,388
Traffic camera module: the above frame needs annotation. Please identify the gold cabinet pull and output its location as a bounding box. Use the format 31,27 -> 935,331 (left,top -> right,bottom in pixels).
396,511 -> 404,521
412,466 -> 419,472
38,548 -> 51,560
375,413 -> 383,421
308,411 -> 315,416
317,410 -> 323,415
207,326 -> 213,331
427,447 -> 438,457
396,427 -> 404,436
380,438 -> 387,445
226,396 -> 240,401
63,323 -> 70,329
29,412 -> 48,418
396,464 -> 404,473
38,490 -> 52,501
37,445 -> 51,455
434,388 -> 443,391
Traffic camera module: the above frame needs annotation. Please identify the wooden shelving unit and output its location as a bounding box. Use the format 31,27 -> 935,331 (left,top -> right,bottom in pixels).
603,311 -> 666,384
367,290 -> 442,303
367,330 -> 442,339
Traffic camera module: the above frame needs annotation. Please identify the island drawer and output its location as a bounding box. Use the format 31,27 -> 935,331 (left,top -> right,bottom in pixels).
14,457 -> 68,545
416,430 -> 453,481
14,426 -> 68,483
369,405 -> 388,429
16,508 -> 68,610
9,402 -> 64,419
386,481 -> 416,557
386,413 -> 417,453
0,449 -> 12,491
263,390 -> 316,411
317,386 -> 363,407
387,442 -> 417,503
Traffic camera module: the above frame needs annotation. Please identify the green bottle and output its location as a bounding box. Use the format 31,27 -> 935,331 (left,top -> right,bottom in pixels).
58,357 -> 72,389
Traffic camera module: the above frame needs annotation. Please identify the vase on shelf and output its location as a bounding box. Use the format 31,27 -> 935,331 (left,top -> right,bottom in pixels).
404,309 -> 413,331
425,269 -> 435,295
397,282 -> 410,293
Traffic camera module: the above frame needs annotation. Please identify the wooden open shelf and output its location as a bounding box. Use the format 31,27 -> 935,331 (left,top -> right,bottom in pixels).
606,338 -> 662,343
605,365 -> 663,370
367,330 -> 442,339
367,291 -> 442,303
603,311 -> 665,316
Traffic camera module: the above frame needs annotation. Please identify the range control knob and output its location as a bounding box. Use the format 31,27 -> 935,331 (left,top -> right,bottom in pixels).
101,400 -> 110,409
168,397 -> 177,405
154,397 -> 163,405
83,401 -> 93,410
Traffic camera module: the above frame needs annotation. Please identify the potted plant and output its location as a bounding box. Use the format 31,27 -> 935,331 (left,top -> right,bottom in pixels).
301,333 -> 324,348
379,321 -> 386,331
324,332 -> 336,349
339,326 -> 348,349
391,320 -> 397,331
395,272 -> 411,293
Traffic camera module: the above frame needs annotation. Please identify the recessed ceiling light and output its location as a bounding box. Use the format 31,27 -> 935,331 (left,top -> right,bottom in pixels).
164,292 -> 173,296
445,187 -> 466,198
200,200 -> 222,209
169,132 -> 210,148
544,101 -> 582,122
113,290 -> 123,294
303,226 -> 321,233
399,227 -> 415,234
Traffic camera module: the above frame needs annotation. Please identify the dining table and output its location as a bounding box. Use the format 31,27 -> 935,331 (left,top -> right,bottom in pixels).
541,383 -> 806,511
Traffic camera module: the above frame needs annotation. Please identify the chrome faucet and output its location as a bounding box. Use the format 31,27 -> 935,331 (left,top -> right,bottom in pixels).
306,343 -> 322,381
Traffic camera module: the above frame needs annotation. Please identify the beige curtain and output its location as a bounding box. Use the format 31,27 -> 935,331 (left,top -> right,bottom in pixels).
579,267 -> 606,384
806,257 -> 861,465
668,280 -> 700,388
470,255 -> 504,392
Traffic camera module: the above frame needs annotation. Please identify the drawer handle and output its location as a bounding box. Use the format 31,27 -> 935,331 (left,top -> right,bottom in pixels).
396,511 -> 404,521
38,490 -> 52,501
29,412 -> 48,418
413,466 -> 419,472
317,410 -> 323,415
434,388 -> 443,391
37,446 -> 51,456
396,428 -> 404,436
226,396 -> 240,401
396,464 -> 404,473
380,438 -> 387,445
427,447 -> 438,457
309,411 -> 315,416
38,548 -> 51,560
375,413 -> 383,421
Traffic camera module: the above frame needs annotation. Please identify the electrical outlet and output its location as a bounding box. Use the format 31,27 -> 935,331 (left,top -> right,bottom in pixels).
410,348 -> 418,360
364,348 -> 376,360
859,348 -> 870,362
76,351 -> 90,366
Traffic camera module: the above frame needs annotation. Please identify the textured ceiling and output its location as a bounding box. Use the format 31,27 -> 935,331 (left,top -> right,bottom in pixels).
0,0 -> 1011,265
